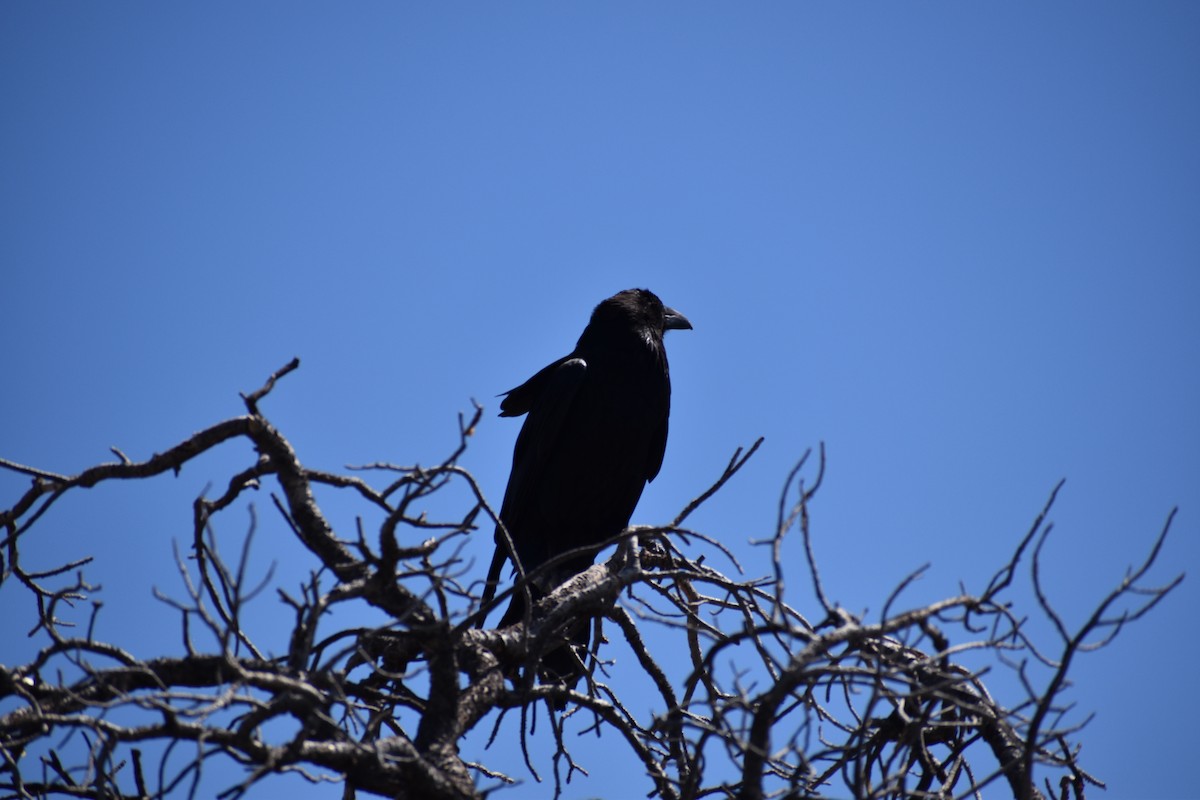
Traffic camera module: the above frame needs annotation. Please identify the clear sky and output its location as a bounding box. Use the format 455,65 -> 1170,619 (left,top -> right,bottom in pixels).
2,4 -> 1197,798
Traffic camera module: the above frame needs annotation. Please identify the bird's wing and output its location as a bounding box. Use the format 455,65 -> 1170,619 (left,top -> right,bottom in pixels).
499,354 -> 580,417
509,357 -> 587,476
645,413 -> 668,483
495,356 -> 588,557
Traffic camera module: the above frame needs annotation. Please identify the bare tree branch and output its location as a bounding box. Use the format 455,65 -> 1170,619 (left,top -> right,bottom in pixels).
0,363 -> 1182,800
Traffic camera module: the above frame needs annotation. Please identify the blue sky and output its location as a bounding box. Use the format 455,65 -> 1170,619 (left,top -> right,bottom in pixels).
2,4 -> 1197,798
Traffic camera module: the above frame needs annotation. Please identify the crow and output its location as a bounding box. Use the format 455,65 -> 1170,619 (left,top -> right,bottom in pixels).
483,288 -> 692,683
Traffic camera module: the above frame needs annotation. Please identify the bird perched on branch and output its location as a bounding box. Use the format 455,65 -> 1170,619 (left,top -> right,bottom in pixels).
483,288 -> 692,685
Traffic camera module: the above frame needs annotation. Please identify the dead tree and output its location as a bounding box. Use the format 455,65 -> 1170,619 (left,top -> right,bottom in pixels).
0,361 -> 1182,800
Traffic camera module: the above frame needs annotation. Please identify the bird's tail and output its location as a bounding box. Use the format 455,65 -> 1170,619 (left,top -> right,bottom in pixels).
477,543 -> 509,628
497,576 -> 591,698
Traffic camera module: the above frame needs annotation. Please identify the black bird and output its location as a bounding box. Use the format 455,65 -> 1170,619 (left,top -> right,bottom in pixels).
484,288 -> 692,680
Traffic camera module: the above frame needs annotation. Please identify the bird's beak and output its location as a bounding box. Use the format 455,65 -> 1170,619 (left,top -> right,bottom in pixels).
663,306 -> 693,331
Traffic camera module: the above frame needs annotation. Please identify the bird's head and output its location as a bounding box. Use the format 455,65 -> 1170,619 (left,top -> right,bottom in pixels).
589,289 -> 693,346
